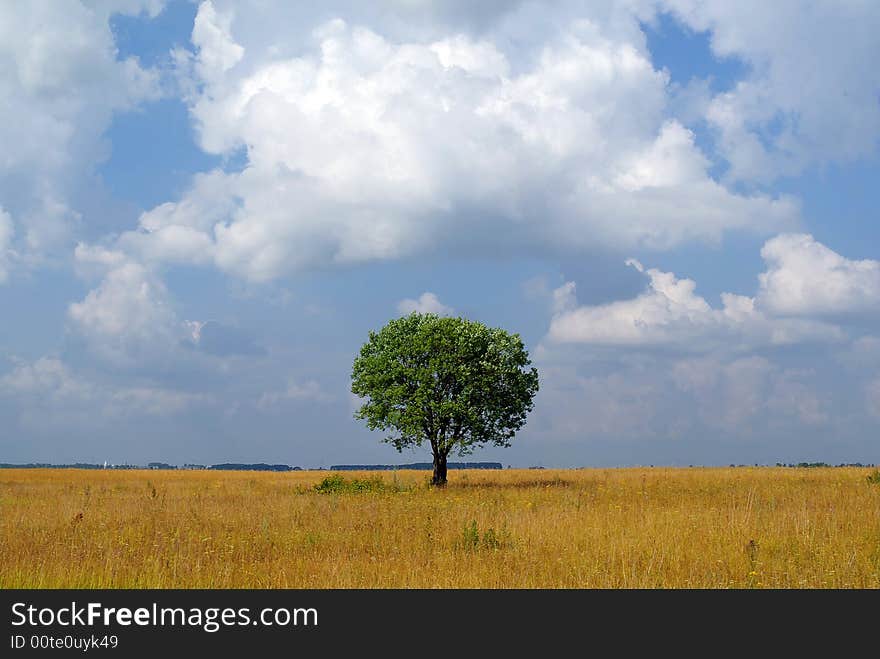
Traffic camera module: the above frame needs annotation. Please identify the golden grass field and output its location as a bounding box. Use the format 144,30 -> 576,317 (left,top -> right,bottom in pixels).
1,467 -> 879,588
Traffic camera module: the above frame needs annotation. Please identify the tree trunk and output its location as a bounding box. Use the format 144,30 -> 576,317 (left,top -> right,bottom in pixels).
431,451 -> 448,487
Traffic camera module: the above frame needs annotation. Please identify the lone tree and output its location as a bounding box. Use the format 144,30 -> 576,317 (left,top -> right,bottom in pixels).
351,313 -> 539,486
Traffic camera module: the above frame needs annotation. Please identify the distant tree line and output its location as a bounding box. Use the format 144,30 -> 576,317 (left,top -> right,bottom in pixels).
0,463 -> 139,470
2,461 -> 874,471
330,462 -> 503,471
206,463 -> 301,472
773,462 -> 872,468
0,462 -> 303,471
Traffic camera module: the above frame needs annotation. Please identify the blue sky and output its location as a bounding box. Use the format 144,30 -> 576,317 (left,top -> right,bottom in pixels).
2,0 -> 880,468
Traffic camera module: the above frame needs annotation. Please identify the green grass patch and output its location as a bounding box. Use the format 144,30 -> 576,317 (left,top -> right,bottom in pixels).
457,519 -> 513,551
314,473 -> 403,494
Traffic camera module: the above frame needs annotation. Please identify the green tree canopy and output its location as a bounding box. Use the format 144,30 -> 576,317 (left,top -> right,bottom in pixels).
351,313 -> 539,486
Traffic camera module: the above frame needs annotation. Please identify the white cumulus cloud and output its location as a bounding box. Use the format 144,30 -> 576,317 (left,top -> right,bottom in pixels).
191,0 -> 244,83
0,1 -> 161,272
108,3 -> 797,282
547,247 -> 843,350
660,0 -> 880,181
397,292 -> 454,316
67,261 -> 178,364
758,233 -> 880,316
